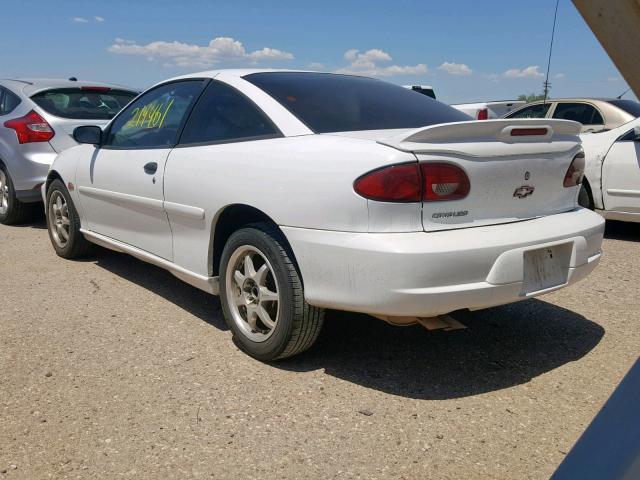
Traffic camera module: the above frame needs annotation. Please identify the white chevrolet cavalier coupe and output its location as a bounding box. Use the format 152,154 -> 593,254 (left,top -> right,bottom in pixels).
44,70 -> 605,360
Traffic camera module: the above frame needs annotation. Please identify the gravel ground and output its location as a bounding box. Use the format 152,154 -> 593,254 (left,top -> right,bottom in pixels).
0,215 -> 638,480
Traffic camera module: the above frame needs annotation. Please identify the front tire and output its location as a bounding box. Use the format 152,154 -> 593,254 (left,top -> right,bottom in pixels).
46,179 -> 92,259
219,223 -> 324,361
0,165 -> 29,225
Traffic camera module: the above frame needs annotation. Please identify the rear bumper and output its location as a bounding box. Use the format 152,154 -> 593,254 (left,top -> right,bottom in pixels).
4,147 -> 56,192
282,208 -> 604,317
16,188 -> 45,203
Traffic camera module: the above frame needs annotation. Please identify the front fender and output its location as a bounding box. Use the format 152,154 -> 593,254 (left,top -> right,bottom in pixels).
46,145 -> 89,219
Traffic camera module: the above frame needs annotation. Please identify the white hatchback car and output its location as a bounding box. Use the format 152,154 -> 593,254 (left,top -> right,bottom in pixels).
45,70 -> 605,360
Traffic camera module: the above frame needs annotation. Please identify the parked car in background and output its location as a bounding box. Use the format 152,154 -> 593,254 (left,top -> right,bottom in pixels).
0,78 -> 137,224
451,100 -> 525,120
44,70 -> 604,361
504,98 -> 640,133
404,85 -> 437,99
579,117 -> 640,222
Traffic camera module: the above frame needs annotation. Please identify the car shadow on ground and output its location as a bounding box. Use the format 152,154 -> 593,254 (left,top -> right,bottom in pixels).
92,248 -> 604,401
93,249 -> 228,331
278,302 -> 604,400
604,220 -> 638,242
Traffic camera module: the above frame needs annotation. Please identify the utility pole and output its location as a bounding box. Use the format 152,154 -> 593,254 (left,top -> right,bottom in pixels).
543,0 -> 560,103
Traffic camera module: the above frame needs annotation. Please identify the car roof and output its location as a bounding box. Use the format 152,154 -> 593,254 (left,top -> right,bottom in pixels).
1,78 -> 138,96
164,68 -> 312,83
528,97 -> 618,103
403,85 -> 434,89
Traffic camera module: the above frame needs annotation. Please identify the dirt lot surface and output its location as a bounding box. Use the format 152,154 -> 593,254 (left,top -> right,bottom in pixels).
0,216 -> 638,479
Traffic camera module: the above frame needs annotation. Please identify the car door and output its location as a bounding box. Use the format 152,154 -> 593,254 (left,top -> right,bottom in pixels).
601,127 -> 640,215
552,102 -> 605,133
76,79 -> 206,260
163,80 -> 283,274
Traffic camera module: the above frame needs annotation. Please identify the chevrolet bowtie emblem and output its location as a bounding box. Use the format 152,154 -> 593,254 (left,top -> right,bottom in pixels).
513,185 -> 535,198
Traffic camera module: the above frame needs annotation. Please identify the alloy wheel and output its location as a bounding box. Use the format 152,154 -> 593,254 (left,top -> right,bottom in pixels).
48,191 -> 71,248
0,170 -> 9,216
225,245 -> 280,342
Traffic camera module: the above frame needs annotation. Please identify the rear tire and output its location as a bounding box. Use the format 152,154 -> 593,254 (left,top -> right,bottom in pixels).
46,179 -> 92,259
578,182 -> 594,210
0,165 -> 30,225
219,223 -> 324,361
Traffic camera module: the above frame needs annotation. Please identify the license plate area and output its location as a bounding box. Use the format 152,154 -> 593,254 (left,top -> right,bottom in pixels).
522,244 -> 570,295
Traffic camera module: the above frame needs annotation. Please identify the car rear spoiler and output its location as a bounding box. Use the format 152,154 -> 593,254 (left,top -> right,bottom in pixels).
377,119 -> 582,157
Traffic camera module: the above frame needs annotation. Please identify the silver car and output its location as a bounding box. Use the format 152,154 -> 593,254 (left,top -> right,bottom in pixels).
504,97 -> 640,133
0,78 -> 137,224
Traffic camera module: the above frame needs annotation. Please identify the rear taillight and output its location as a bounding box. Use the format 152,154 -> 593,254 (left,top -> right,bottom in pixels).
421,163 -> 470,201
511,127 -> 549,136
477,108 -> 489,120
4,110 -> 54,144
354,162 -> 470,203
353,163 -> 421,202
564,151 -> 585,187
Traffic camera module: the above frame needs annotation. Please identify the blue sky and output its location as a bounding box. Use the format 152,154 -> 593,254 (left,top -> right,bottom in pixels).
1,0 -> 635,103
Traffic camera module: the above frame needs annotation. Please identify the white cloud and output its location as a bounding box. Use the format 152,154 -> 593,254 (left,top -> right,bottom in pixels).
73,16 -> 105,23
438,62 -> 472,76
607,76 -> 622,82
334,48 -> 427,77
308,62 -> 325,70
554,72 -> 565,79
108,36 -> 294,68
504,65 -> 544,78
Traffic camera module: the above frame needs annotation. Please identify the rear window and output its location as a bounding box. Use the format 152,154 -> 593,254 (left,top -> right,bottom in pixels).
607,99 -> 640,118
244,72 -> 469,133
506,103 -> 551,119
31,88 -> 137,120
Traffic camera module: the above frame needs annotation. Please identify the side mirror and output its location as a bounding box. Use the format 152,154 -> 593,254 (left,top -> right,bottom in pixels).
73,125 -> 102,145
634,126 -> 640,142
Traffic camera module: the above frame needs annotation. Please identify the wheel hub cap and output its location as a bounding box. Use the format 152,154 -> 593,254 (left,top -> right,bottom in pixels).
0,171 -> 9,215
48,191 -> 71,248
225,246 -> 280,342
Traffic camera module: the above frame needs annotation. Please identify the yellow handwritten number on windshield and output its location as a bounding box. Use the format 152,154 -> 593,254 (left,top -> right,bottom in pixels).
124,98 -> 175,130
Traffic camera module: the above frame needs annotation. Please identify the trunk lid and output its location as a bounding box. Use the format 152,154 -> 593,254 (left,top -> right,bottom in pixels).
377,119 -> 583,232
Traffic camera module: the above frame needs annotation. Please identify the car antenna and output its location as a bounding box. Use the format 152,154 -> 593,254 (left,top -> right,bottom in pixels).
542,0 -> 560,104
617,88 -> 630,99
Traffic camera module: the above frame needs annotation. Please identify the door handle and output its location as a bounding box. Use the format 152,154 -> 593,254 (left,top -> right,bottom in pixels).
143,162 -> 158,174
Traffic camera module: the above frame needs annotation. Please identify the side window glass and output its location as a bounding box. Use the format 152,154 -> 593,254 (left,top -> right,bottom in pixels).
179,81 -> 280,145
4,89 -> 21,114
552,103 -> 604,125
617,129 -> 636,142
507,103 -> 551,119
104,81 -> 203,148
0,87 -> 19,115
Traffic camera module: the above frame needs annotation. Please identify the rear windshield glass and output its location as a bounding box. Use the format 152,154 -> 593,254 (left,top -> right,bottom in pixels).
31,88 -> 137,120
244,72 -> 470,133
607,99 -> 640,118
